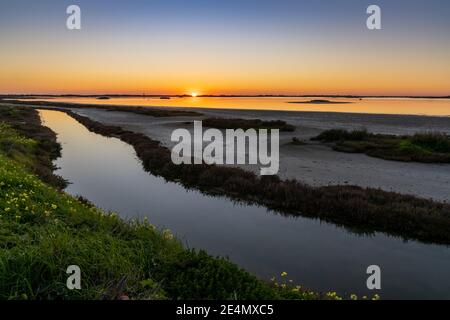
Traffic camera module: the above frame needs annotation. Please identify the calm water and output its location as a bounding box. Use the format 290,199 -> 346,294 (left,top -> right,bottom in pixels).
43,96 -> 450,116
40,109 -> 450,299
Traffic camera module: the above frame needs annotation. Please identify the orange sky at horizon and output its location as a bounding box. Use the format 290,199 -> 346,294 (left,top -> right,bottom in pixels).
2,60 -> 449,96
2,41 -> 449,96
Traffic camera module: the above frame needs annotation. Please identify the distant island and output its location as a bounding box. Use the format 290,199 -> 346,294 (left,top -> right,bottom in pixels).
288,99 -> 353,104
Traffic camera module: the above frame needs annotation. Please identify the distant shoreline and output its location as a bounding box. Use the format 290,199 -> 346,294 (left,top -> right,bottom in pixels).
1,98 -> 450,118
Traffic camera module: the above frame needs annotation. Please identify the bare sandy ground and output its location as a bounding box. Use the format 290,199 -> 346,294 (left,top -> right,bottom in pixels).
62,107 -> 450,202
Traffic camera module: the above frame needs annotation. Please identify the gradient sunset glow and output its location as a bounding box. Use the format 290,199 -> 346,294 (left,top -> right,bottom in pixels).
1,0 -> 449,96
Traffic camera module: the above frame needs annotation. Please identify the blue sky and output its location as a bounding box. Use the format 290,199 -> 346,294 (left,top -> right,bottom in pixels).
1,0 -> 449,95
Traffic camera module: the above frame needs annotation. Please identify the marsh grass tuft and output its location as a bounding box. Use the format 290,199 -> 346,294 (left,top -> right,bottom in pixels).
290,137 -> 307,145
313,129 -> 450,163
203,117 -> 295,132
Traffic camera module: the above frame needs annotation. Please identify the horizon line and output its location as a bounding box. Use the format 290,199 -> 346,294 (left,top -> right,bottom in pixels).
1,93 -> 450,99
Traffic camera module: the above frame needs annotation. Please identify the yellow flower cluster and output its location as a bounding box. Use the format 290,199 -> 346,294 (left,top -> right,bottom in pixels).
269,272 -> 381,300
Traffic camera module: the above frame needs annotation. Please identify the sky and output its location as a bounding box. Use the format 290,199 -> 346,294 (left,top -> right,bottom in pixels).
0,0 -> 450,96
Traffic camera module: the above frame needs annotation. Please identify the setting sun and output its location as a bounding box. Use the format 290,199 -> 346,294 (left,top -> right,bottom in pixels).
191,92 -> 199,97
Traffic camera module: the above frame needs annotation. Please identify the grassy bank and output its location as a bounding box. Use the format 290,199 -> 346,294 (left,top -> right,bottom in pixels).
0,105 -> 317,300
0,105 -> 66,188
59,108 -> 450,245
313,129 -> 450,163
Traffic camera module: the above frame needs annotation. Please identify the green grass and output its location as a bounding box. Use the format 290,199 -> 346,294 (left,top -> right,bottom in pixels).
0,105 -> 66,188
313,129 -> 450,163
0,123 -> 37,166
0,107 -> 318,300
410,132 -> 450,153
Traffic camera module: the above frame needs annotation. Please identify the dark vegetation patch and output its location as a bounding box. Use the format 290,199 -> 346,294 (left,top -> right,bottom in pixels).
313,129 -> 450,163
1,99 -> 202,118
203,117 -> 295,132
60,109 -> 450,245
290,137 -> 307,145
